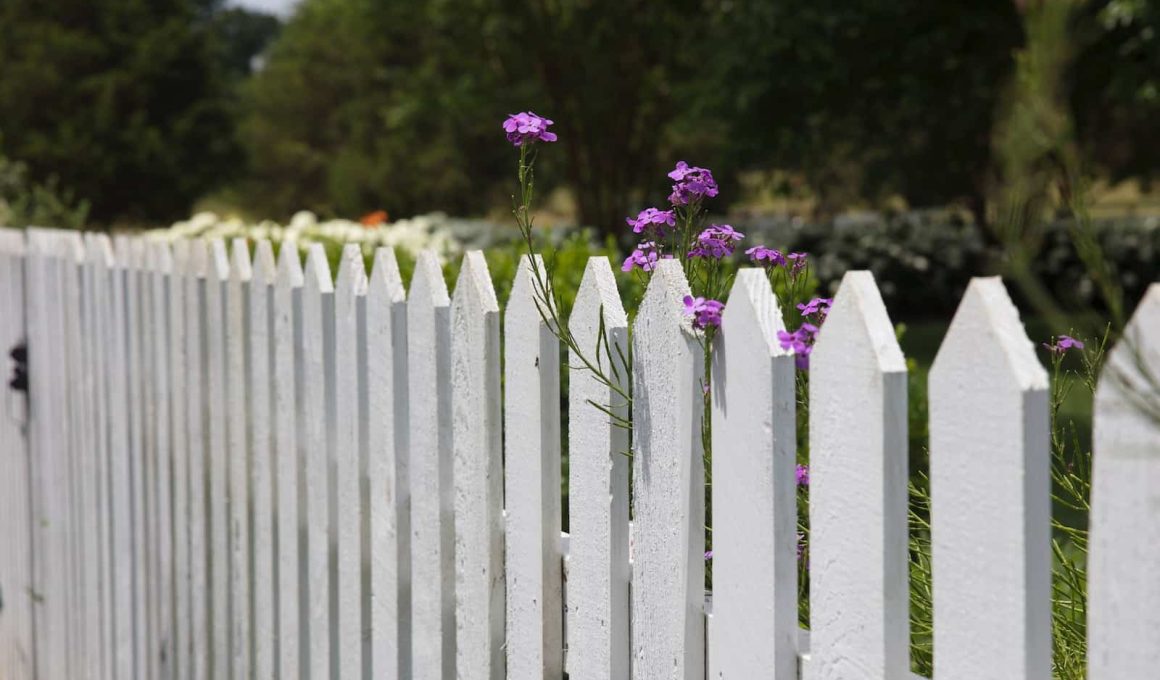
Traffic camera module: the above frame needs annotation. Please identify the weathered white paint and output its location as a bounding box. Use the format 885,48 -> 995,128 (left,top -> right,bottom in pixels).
227,239 -> 253,680
503,255 -> 563,680
631,259 -> 705,680
301,244 -> 334,680
407,249 -> 455,680
1088,284 -> 1160,679
334,244 -> 367,680
566,256 -> 630,680
92,233 -> 119,680
0,230 -> 32,680
708,269 -> 797,680
125,238 -> 150,680
273,243 -> 304,679
806,271 -> 908,680
249,240 -> 277,680
929,277 -> 1050,680
206,239 -> 231,680
169,239 -> 192,680
185,239 -> 210,680
364,247 -> 409,680
450,251 -> 504,680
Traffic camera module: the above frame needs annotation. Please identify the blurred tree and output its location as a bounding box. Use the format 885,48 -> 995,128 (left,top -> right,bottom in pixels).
0,0 -> 276,226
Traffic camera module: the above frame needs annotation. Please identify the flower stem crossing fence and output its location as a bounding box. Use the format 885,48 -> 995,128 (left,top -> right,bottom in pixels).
0,227 -> 1156,680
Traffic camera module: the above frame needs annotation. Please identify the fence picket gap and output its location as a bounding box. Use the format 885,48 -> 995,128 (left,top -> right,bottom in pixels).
929,276 -> 1050,680
407,249 -> 455,680
1088,283 -> 1160,679
709,268 -> 797,680
273,244 -> 305,679
566,256 -> 630,680
227,238 -> 253,680
249,240 -> 277,680
631,258 -> 705,679
365,246 -> 409,680
450,251 -> 504,680
504,254 -> 563,680
806,270 -> 908,680
334,244 -> 367,680
301,243 -> 334,680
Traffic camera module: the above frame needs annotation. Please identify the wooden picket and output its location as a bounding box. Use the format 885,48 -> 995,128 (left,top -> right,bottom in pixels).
929,277 -> 1051,680
504,255 -> 563,680
364,246 -> 409,679
450,251 -> 505,680
708,268 -> 797,680
407,249 -> 455,680
565,256 -> 630,680
631,259 -> 705,680
249,240 -> 277,680
806,271 -> 909,680
3,229 -> 1160,680
1088,283 -> 1160,679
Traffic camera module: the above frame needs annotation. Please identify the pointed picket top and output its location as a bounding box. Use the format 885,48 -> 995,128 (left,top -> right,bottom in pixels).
570,256 -> 628,331
208,238 -> 230,283
58,230 -> 84,263
275,242 -> 303,289
113,233 -> 133,269
369,247 -> 406,303
507,253 -> 551,321
187,238 -> 208,279
229,238 -> 253,283
709,269 -> 797,680
302,243 -> 333,294
411,248 -> 450,307
929,276 -> 1050,680
251,240 -> 275,285
149,240 -> 174,276
1089,283 -> 1160,680
806,270 -> 909,680
336,243 -> 368,295
631,257 -> 705,679
452,250 -> 498,314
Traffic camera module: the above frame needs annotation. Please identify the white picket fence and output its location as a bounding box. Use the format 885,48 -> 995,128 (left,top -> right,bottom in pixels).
0,226 -> 1156,680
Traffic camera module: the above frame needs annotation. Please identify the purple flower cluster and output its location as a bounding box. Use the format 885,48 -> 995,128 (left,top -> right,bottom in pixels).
796,463 -> 810,486
778,323 -> 819,370
621,241 -> 667,273
684,295 -> 725,329
797,297 -> 833,323
745,246 -> 786,267
627,207 -> 676,236
502,111 -> 557,147
689,224 -> 744,259
667,161 -> 719,206
1044,335 -> 1085,355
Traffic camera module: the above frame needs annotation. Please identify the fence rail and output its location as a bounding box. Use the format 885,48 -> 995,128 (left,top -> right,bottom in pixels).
0,227 -> 1157,680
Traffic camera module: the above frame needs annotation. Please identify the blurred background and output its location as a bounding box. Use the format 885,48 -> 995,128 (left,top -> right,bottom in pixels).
0,0 -> 1157,329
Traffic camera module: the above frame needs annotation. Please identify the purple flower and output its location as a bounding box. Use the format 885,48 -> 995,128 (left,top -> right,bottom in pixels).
667,161 -> 719,206
746,245 -> 786,267
704,550 -> 713,560
778,322 -> 819,370
796,464 -> 810,487
626,207 -> 676,236
1043,335 -> 1085,355
684,295 -> 725,330
502,111 -> 558,146
797,297 -> 833,322
621,241 -> 667,273
688,224 -> 744,259
787,252 -> 808,277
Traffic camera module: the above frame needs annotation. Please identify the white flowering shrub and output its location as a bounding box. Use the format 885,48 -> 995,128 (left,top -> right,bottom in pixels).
150,210 -> 466,264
